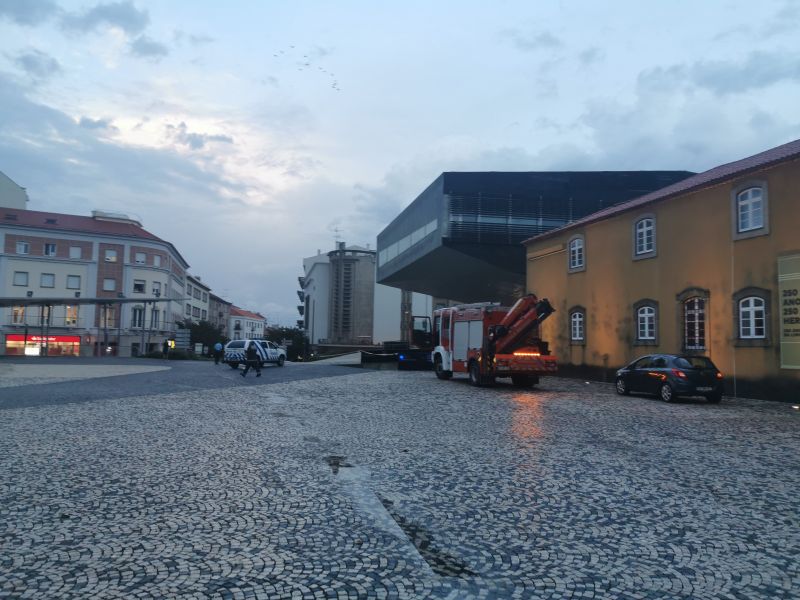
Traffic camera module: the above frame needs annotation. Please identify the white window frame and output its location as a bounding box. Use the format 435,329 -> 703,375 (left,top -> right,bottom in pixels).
131,307 -> 145,329
12,306 -> 26,324
69,246 -> 82,259
104,249 -> 117,262
637,306 -> 656,341
16,241 -> 29,255
133,279 -> 146,294
739,296 -> 766,339
737,187 -> 764,233
153,255 -> 162,268
135,252 -> 146,265
13,271 -> 28,286
44,243 -> 57,257
66,275 -> 81,290
103,278 -> 116,292
568,237 -> 584,271
570,310 -> 585,342
635,218 -> 655,255
40,273 -> 55,288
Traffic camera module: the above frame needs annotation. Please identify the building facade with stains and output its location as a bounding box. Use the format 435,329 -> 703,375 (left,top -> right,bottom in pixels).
524,139 -> 800,400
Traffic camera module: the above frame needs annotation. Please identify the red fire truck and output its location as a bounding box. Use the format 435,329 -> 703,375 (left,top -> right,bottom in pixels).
430,294 -> 557,387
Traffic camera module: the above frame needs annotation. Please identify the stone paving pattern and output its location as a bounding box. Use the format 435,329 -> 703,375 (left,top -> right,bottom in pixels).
1,369 -> 798,599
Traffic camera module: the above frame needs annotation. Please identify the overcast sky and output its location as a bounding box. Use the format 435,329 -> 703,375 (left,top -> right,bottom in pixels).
1,0 -> 798,325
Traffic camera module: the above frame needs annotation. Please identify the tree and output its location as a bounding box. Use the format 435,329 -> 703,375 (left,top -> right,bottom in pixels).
265,326 -> 306,361
178,320 -> 226,353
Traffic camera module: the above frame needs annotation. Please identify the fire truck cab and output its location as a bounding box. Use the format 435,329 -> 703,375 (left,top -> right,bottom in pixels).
430,294 -> 557,387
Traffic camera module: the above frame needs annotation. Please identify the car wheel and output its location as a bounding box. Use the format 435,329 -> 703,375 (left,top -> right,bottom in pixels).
434,356 -> 452,380
278,355 -> 285,367
706,392 -> 722,404
511,375 -> 534,388
615,377 -> 630,396
660,383 -> 675,402
228,362 -> 239,369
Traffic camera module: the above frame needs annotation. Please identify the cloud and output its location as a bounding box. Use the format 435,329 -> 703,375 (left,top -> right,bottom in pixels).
129,35 -> 169,60
501,28 -> 562,52
173,30 -> 214,46
0,0 -> 58,26
639,51 -> 800,96
79,116 -> 119,133
61,0 -> 149,36
13,49 -> 62,79
165,122 -> 234,150
579,47 -> 603,66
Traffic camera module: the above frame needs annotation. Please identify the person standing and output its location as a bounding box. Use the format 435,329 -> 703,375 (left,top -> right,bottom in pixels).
213,341 -> 223,365
162,340 -> 169,358
241,341 -> 262,377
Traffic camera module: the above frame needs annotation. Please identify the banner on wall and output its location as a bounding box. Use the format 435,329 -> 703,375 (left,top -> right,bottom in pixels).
778,254 -> 800,369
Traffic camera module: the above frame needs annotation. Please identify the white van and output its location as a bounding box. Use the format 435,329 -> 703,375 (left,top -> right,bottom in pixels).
224,339 -> 286,369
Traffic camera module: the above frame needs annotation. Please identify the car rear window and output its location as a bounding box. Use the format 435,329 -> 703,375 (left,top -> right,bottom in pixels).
227,341 -> 245,349
675,356 -> 716,370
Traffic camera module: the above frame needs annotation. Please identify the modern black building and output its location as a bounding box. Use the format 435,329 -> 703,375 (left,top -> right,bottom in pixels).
376,171 -> 695,303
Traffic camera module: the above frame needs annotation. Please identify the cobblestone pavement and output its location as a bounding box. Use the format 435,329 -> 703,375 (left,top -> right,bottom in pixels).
1,369 -> 798,599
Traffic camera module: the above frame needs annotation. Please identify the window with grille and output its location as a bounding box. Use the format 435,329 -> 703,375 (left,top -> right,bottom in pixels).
739,296 -> 765,338
684,297 -> 706,350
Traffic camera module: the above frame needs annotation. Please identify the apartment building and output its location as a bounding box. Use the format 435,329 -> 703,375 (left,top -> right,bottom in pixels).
184,274 -> 211,324
209,292 -> 232,338
299,243 -> 376,346
229,306 -> 266,340
0,206 -> 189,357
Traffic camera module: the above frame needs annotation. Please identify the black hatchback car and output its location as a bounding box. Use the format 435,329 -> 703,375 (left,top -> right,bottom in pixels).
615,354 -> 724,403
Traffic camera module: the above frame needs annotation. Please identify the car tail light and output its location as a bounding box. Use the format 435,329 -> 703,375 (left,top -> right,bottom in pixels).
671,369 -> 687,379
716,371 -> 723,379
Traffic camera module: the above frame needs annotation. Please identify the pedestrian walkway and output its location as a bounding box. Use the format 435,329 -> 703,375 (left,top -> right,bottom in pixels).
0,363 -> 170,388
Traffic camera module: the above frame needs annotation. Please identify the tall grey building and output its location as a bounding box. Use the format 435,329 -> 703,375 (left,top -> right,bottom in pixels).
299,243 -> 376,346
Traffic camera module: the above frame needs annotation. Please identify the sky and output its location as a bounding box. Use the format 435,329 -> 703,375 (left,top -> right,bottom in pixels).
0,0 -> 798,325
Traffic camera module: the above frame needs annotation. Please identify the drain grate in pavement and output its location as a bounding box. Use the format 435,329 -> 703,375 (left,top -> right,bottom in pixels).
325,455 -> 352,474
380,498 -> 476,578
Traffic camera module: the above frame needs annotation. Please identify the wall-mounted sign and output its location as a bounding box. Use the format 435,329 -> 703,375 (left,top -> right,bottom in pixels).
778,254 -> 800,369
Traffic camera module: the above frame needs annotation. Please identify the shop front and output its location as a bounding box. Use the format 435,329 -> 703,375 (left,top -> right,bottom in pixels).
5,334 -> 82,357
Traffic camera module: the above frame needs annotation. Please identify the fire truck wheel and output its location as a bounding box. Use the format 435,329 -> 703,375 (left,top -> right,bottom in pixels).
511,375 -> 535,388
469,360 -> 483,385
434,356 -> 452,380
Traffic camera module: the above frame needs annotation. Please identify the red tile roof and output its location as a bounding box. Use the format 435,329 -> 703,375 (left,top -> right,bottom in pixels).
2,208 -> 163,240
1,207 -> 189,267
524,138 -> 800,244
231,306 -> 266,321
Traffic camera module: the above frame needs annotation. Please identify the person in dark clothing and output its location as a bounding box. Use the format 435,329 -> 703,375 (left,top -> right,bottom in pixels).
241,342 -> 261,377
162,340 -> 169,358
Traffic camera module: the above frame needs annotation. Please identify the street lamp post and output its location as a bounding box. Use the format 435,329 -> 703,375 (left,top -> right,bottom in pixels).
146,289 -> 161,352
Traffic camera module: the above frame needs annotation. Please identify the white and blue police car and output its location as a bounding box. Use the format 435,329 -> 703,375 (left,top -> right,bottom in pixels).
224,339 -> 286,369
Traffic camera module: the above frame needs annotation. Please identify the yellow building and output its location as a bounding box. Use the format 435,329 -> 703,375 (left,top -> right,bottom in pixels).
524,139 -> 800,400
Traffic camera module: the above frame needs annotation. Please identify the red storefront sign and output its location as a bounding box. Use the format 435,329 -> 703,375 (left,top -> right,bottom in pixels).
6,335 -> 81,343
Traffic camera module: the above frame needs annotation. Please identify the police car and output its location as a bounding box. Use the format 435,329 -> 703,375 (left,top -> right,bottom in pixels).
224,339 -> 286,369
